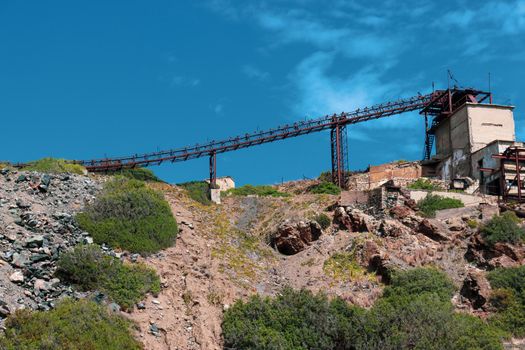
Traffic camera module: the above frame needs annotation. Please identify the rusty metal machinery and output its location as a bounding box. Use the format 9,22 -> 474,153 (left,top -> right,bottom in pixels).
421,88 -> 491,160
492,146 -> 525,202
74,88 -> 491,188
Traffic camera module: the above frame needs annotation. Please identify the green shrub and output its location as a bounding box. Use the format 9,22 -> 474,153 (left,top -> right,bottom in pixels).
111,167 -> 163,182
467,219 -> 479,229
318,171 -> 332,183
487,265 -> 525,297
308,182 -> 341,195
417,194 -> 464,217
481,211 -> 525,246
225,184 -> 290,197
408,178 -> 441,190
76,177 -> 178,254
223,287 -> 361,350
314,213 -> 331,230
21,157 -> 86,174
57,245 -> 160,309
178,181 -> 212,205
383,267 -> 455,302
223,269 -> 504,350
487,266 -> 525,336
0,299 -> 141,349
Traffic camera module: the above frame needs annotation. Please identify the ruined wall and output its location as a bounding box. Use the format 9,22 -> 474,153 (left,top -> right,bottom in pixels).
346,162 -> 422,191
368,162 -> 421,188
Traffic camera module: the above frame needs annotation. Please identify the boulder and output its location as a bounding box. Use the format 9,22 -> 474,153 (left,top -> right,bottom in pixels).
378,219 -> 411,237
460,271 -> 491,309
334,208 -> 378,232
389,206 -> 414,220
11,251 -> 31,267
446,217 -> 465,232
334,207 -> 352,230
273,220 -> 322,255
9,271 -> 24,283
24,235 -> 44,248
465,234 -> 525,268
417,219 -> 450,242
34,279 -> 52,292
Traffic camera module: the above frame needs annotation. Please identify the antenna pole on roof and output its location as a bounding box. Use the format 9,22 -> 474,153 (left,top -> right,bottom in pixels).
488,72 -> 493,104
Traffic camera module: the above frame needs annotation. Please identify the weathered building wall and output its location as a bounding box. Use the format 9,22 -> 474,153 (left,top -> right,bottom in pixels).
468,104 -> 515,153
434,103 -> 515,181
470,140 -> 515,181
435,118 -> 451,158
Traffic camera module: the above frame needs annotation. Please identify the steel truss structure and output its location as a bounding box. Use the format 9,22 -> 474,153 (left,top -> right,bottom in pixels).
73,88 -> 491,188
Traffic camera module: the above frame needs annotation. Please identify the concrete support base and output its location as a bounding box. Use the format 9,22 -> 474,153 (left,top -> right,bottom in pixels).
210,189 -> 221,204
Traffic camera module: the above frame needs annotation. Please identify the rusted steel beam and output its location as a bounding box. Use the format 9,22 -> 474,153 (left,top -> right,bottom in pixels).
76,88 -> 490,173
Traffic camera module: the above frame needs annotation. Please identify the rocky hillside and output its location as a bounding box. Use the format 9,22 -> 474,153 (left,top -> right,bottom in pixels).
0,169 -> 101,315
1,169 -> 525,349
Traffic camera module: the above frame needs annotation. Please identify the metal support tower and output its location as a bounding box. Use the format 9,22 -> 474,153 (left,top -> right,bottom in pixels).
330,122 -> 349,189
209,151 -> 217,188
423,113 -> 433,160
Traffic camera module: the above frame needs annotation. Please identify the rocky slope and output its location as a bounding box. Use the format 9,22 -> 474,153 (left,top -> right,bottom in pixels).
2,171 -> 524,349
0,169 -> 101,316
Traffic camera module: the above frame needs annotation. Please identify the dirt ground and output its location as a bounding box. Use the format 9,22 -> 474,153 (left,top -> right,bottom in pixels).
126,185 -> 381,350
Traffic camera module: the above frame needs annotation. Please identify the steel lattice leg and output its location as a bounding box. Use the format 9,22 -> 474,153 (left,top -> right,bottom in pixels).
209,152 -> 217,188
330,124 -> 348,189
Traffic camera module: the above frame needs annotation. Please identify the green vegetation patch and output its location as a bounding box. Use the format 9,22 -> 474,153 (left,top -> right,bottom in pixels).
21,157 -> 86,174
178,181 -> 212,205
57,244 -> 160,309
408,178 -> 441,191
308,181 -> 341,195
225,184 -> 290,197
481,211 -> 525,246
76,177 -> 178,254
417,194 -> 464,217
223,268 -> 505,350
110,167 -> 163,182
0,298 -> 141,350
313,213 -> 331,230
323,252 -> 373,282
382,267 -> 455,302
318,171 -> 332,183
487,265 -> 525,336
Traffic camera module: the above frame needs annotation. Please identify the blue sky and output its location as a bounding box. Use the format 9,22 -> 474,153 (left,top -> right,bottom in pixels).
1,0 -> 524,185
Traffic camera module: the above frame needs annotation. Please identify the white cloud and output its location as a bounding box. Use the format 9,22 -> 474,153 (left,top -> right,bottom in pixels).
242,64 -> 269,81
170,76 -> 200,88
438,1 -> 525,36
289,52 -> 406,120
255,10 -> 397,59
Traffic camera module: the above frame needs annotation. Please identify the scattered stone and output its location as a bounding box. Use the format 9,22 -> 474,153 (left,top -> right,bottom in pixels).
9,271 -> 24,283
24,235 -> 44,248
150,323 -> 160,336
34,279 -> 52,292
11,251 -> 31,267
